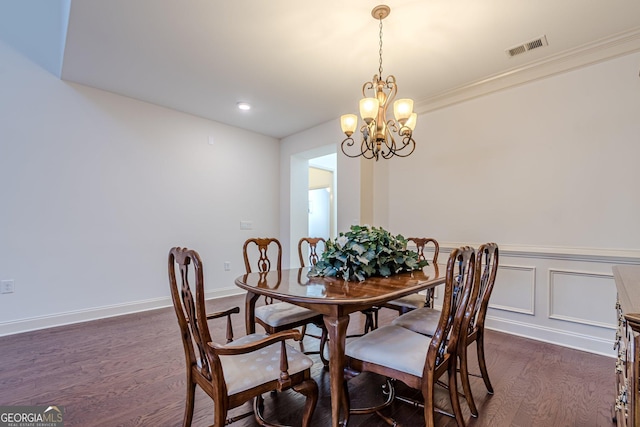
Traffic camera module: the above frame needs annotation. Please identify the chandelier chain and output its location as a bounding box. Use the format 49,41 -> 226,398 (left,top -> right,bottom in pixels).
378,16 -> 384,78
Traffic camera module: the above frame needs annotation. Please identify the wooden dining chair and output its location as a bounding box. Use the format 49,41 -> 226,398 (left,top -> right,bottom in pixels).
297,237 -> 326,268
342,246 -> 476,427
457,242 -> 499,415
168,247 -> 318,427
391,243 -> 499,418
243,238 -> 328,363
384,237 -> 440,314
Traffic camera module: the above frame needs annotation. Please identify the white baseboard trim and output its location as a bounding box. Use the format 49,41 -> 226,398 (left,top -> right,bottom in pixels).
0,288 -> 245,337
485,315 -> 615,358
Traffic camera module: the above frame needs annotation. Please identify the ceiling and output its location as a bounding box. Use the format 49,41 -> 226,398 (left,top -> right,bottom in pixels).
3,1 -> 640,139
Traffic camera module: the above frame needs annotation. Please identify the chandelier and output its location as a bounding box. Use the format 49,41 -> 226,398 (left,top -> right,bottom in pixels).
340,5 -> 417,161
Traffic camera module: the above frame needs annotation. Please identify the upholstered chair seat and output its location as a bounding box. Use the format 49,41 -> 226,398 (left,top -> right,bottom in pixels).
254,302 -> 321,329
220,333 -> 314,395
391,307 -> 441,337
345,325 -> 431,377
387,293 -> 428,311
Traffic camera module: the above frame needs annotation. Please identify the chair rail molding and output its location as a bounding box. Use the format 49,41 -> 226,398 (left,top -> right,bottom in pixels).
440,243 -> 640,264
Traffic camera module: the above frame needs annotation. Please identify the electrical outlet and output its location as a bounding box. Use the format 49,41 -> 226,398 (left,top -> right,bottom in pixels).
240,221 -> 253,230
224,261 -> 231,271
1,280 -> 14,294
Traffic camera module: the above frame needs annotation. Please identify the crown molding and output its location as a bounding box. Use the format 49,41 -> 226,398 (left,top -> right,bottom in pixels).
415,26 -> 640,113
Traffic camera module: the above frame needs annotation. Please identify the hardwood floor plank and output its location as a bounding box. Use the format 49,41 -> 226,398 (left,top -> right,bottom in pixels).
0,294 -> 615,426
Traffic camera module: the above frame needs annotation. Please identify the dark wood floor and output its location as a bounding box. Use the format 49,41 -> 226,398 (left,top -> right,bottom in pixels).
0,294 -> 615,426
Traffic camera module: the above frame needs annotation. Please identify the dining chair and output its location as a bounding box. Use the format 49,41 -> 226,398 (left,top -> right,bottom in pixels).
391,243 -> 499,417
296,237 -> 330,365
243,237 -> 328,364
342,246 -> 477,427
297,236 -> 326,268
168,247 -> 318,427
457,242 -> 499,415
384,237 -> 440,314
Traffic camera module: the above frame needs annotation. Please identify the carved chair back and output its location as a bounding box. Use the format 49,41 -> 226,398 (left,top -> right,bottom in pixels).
168,247 -> 223,396
468,243 -> 499,338
407,237 -> 440,265
408,237 -> 440,308
298,237 -> 326,267
243,237 -> 282,273
429,246 -> 476,368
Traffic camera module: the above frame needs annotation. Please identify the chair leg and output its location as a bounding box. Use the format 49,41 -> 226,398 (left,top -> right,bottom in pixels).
422,372 -> 436,427
319,326 -> 329,367
476,331 -> 494,394
458,347 -> 478,417
299,324 -> 308,351
183,373 -> 196,427
447,359 -> 466,427
293,379 -> 318,427
341,378 -> 351,427
214,396 -> 228,427
362,307 -> 380,334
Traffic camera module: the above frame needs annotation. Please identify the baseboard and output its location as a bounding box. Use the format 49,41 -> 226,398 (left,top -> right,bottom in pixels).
0,287 -> 245,337
485,315 -> 616,358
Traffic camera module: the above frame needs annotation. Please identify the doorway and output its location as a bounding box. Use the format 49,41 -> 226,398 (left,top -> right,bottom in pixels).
308,154 -> 337,239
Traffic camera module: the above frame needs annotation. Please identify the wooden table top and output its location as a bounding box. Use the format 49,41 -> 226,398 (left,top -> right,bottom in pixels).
234,264 -> 444,307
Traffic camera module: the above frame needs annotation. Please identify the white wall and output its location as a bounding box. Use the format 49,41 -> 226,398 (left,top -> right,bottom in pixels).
388,52 -> 640,249
0,41 -> 280,334
280,51 -> 640,356
384,51 -> 640,355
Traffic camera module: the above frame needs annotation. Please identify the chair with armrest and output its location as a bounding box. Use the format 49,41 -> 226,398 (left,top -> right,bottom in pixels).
342,246 -> 476,427
391,242 -> 499,417
244,238 -> 328,365
168,246 -> 317,427
384,237 -> 440,314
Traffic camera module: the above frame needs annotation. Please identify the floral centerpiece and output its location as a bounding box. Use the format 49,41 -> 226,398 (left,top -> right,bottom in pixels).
308,225 -> 428,282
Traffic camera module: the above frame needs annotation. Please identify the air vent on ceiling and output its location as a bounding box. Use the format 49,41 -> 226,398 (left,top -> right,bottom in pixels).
506,35 -> 548,57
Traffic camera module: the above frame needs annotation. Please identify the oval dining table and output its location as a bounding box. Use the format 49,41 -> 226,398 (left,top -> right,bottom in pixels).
235,264 -> 444,427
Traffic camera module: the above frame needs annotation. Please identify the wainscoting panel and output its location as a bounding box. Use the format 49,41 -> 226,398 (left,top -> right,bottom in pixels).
439,244 -> 640,357
490,264 -> 536,315
548,269 -> 617,329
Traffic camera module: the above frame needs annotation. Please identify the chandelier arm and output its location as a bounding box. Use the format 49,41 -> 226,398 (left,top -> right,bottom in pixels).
362,80 -> 375,98
380,129 -> 397,159
341,137 -> 364,158
385,75 -> 397,105
389,135 -> 416,158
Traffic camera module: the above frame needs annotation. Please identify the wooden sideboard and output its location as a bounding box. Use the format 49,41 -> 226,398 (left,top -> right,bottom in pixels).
613,265 -> 640,427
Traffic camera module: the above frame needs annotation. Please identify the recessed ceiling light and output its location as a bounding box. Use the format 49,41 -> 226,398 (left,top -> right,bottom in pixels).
237,102 -> 251,111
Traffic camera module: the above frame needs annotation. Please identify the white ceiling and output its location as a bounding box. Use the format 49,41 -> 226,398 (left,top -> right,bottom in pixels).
3,1 -> 640,138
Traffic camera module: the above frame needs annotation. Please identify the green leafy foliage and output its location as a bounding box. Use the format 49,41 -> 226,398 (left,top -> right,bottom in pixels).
308,225 -> 428,281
